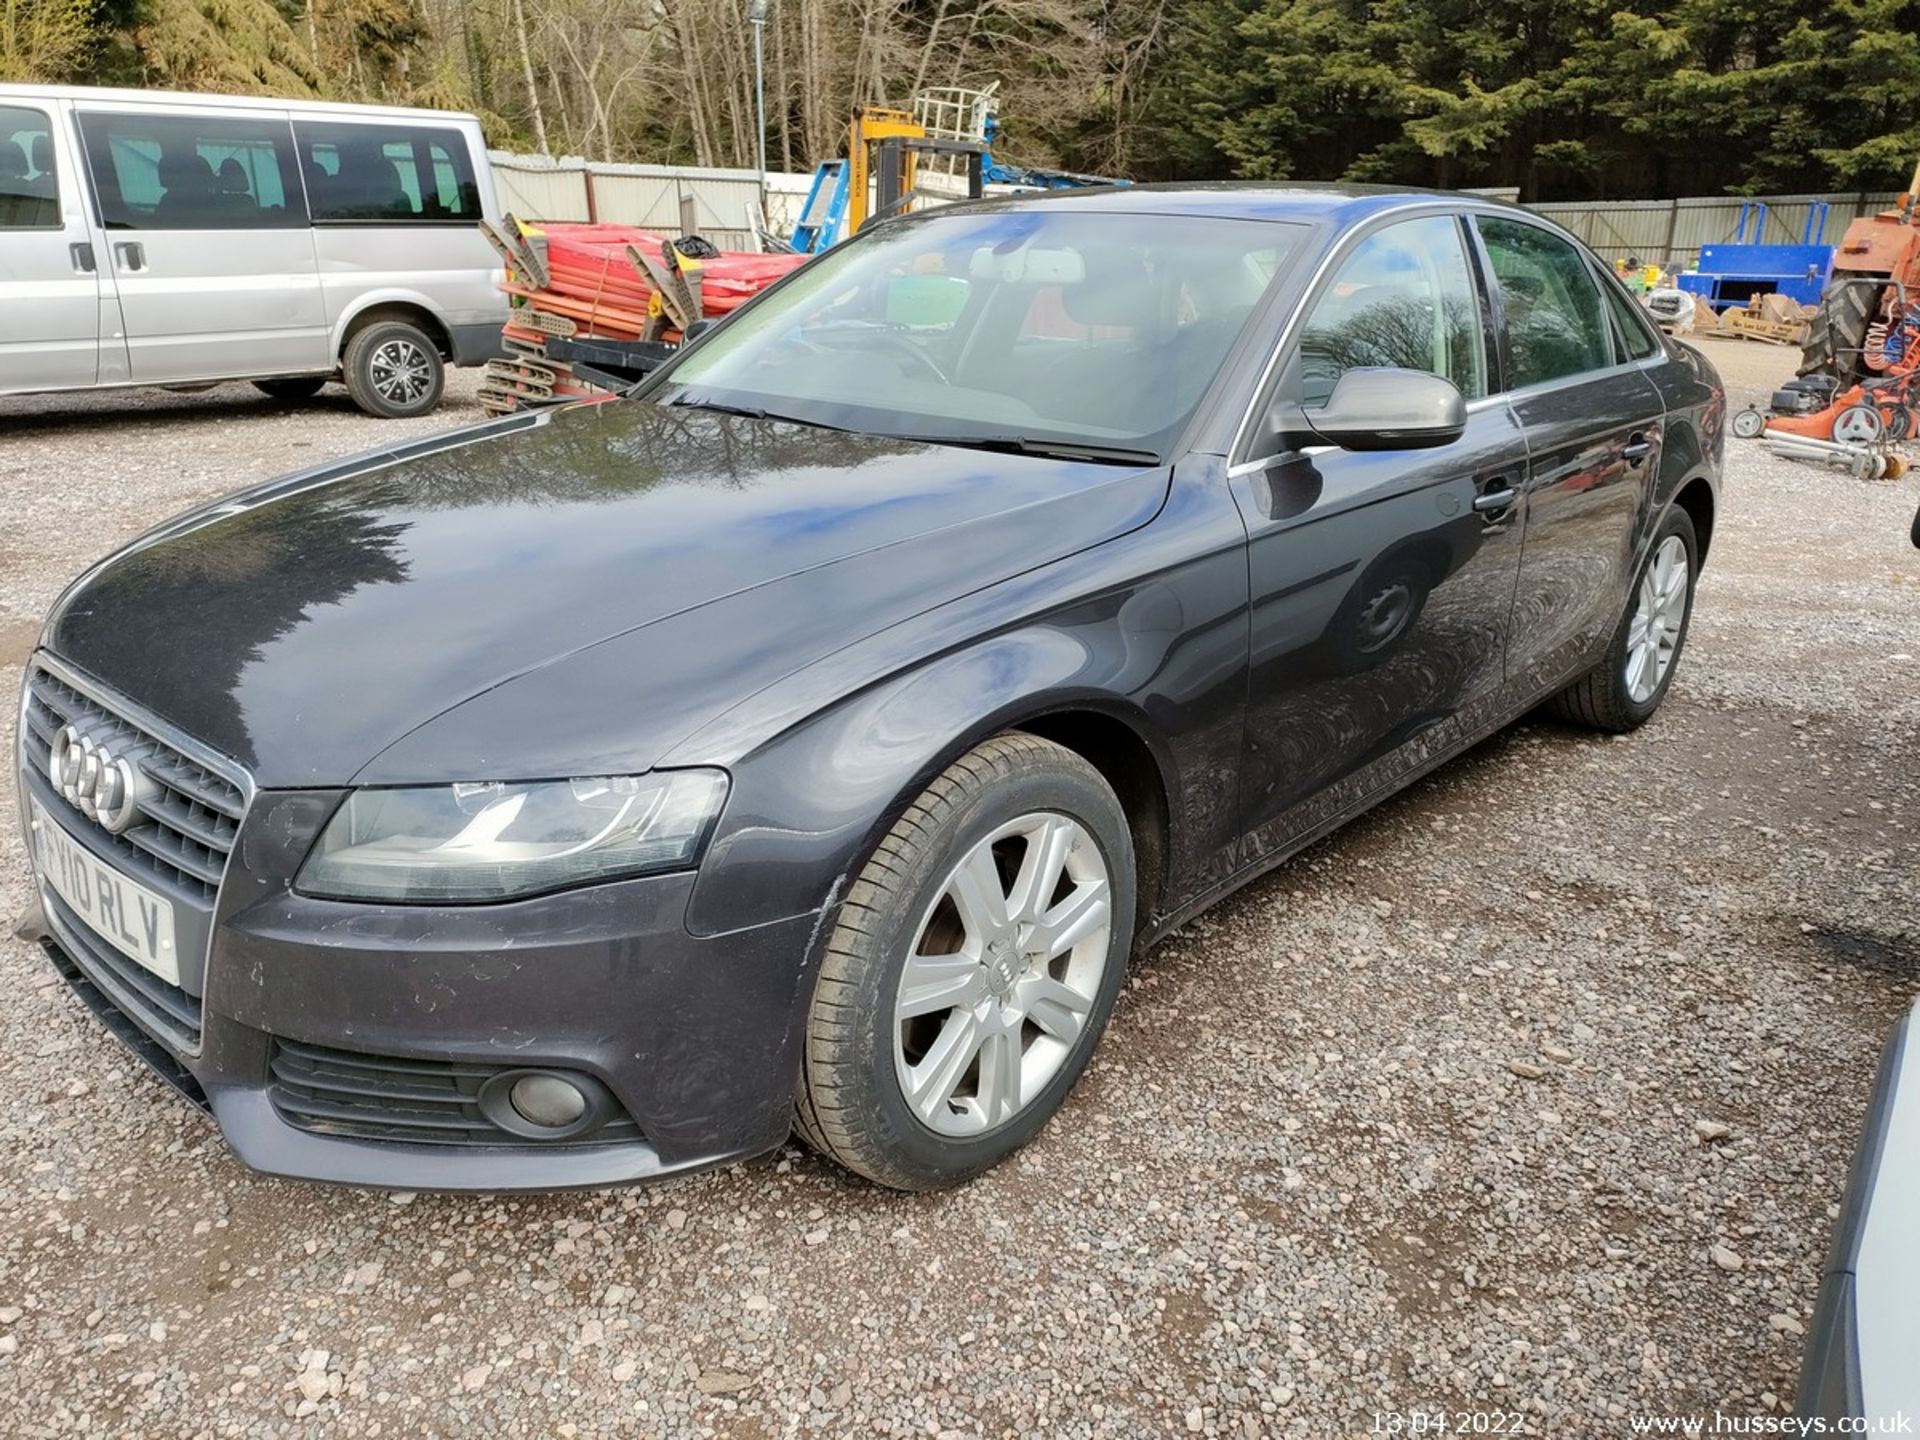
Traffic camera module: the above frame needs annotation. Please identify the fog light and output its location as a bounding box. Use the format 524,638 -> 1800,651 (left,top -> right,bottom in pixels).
509,1073 -> 589,1129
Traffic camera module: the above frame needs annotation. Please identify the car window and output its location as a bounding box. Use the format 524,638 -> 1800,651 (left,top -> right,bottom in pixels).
1474,216 -> 1613,387
659,210 -> 1303,458
0,105 -> 60,230
1296,215 -> 1487,408
1598,271 -> 1662,361
295,121 -> 482,223
77,111 -> 302,231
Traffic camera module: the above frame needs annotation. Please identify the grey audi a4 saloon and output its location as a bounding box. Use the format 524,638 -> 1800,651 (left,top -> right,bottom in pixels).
15,185 -> 1724,1191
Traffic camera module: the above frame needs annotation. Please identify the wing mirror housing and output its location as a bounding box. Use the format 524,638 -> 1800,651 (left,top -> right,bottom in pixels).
1287,368 -> 1467,452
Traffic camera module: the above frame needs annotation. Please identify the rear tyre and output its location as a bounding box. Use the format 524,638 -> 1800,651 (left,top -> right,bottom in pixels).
1799,279 -> 1877,384
254,377 -> 327,402
1543,505 -> 1698,733
794,734 -> 1135,1191
343,319 -> 444,419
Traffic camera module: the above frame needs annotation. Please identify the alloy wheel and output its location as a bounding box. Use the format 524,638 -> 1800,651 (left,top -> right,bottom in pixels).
370,339 -> 434,407
1624,534 -> 1689,703
892,813 -> 1113,1137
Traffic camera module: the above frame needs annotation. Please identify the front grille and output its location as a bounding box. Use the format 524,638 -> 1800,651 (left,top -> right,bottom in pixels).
19,656 -> 253,1056
21,664 -> 246,904
269,1040 -> 649,1148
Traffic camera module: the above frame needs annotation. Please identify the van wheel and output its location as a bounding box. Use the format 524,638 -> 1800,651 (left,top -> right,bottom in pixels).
343,320 -> 444,419
254,378 -> 327,402
794,734 -> 1135,1191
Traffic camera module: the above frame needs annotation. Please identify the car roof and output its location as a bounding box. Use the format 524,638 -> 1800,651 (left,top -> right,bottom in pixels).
970,181 -> 1526,227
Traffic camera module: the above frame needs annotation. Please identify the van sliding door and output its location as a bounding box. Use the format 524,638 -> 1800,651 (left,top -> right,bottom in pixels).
74,105 -> 329,385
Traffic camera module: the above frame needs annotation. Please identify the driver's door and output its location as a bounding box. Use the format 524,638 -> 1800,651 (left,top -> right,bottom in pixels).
1226,212 -> 1530,857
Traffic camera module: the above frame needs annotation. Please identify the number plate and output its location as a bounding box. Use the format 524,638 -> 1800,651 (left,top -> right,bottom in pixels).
30,799 -> 180,987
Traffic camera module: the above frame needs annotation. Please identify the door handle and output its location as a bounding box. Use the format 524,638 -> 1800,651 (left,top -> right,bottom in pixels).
69,242 -> 95,273
113,241 -> 146,272
1623,433 -> 1654,462
1472,485 -> 1519,513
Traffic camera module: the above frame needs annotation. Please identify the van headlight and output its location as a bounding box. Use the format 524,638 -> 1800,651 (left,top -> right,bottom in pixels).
297,771 -> 729,903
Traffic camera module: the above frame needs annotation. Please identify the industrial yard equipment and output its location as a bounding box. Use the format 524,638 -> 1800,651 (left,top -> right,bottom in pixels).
791,108 -> 985,254
477,217 -> 805,413
790,88 -> 1116,255
1677,201 -> 1833,312
1800,156 -> 1920,386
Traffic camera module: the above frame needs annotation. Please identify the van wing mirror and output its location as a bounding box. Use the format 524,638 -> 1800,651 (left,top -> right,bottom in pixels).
1298,368 -> 1466,452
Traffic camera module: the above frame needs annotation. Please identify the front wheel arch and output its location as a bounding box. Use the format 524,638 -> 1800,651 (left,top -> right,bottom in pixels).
682,631 -> 1190,940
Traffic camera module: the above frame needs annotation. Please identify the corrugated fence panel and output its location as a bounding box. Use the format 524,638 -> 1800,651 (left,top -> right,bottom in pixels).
490,159 -> 593,222
488,153 -> 769,250
491,155 -> 1912,268
584,165 -> 765,251
1533,191 -> 1905,266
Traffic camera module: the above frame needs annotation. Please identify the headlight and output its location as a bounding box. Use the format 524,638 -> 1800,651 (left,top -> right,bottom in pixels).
297,770 -> 729,903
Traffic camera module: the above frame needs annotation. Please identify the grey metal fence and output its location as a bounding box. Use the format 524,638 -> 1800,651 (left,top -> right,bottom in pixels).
1530,192 -> 1904,267
488,153 -> 772,251
488,150 -> 1906,269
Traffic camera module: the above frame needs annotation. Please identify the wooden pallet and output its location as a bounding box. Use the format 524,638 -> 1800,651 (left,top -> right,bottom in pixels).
1724,310 -> 1808,346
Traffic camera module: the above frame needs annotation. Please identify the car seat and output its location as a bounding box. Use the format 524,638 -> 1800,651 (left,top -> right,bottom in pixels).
0,139 -> 54,227
331,140 -> 411,219
155,152 -> 219,224
212,156 -> 259,218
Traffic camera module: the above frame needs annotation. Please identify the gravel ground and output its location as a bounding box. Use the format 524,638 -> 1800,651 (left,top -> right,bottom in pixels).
0,343 -> 1915,1438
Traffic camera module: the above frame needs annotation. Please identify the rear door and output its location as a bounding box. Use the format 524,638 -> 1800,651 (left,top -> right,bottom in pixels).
1472,214 -> 1667,689
0,98 -> 102,392
1228,211 -> 1531,855
73,103 -> 329,383
294,117 -> 502,354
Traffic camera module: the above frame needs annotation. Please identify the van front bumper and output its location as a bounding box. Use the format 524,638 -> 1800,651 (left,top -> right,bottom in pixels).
18,784 -> 824,1192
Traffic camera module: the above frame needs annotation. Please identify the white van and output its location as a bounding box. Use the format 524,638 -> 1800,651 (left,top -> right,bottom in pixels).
0,85 -> 505,418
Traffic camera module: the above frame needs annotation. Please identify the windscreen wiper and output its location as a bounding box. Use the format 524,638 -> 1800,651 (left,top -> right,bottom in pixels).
662,395 -> 769,420
889,434 -> 1162,466
662,396 -> 858,434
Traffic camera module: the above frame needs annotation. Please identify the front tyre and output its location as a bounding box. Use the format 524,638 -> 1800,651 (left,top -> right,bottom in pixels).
343,320 -> 445,419
1545,505 -> 1698,732
795,734 -> 1135,1190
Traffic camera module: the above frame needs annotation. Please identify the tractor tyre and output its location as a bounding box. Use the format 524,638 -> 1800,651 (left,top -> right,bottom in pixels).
1800,279 -> 1878,385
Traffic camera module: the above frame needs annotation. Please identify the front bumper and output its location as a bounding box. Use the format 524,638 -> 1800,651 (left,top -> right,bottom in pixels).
18,774 -> 825,1192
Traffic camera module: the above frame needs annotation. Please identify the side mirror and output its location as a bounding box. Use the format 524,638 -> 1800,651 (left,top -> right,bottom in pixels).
682,317 -> 717,343
1302,368 -> 1466,452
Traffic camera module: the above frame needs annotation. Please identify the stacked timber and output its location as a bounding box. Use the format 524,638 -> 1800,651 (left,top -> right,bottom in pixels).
477,217 -> 806,415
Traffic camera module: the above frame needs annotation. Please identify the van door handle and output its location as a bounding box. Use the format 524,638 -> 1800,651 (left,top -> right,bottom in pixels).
1623,433 -> 1654,462
1472,484 -> 1520,513
113,241 -> 146,272
69,243 -> 95,273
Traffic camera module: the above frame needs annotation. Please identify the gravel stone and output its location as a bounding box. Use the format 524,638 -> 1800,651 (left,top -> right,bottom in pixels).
0,341 -> 1915,1432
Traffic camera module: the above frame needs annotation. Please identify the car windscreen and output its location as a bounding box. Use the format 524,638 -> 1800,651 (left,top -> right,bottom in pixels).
653,209 -> 1305,460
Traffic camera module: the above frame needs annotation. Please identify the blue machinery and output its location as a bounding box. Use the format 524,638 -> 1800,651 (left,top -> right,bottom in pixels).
1676,200 -> 1835,311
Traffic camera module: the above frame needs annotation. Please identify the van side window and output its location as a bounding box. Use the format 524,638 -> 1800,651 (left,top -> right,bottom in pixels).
0,105 -> 60,230
77,111 -> 302,230
295,122 -> 481,223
